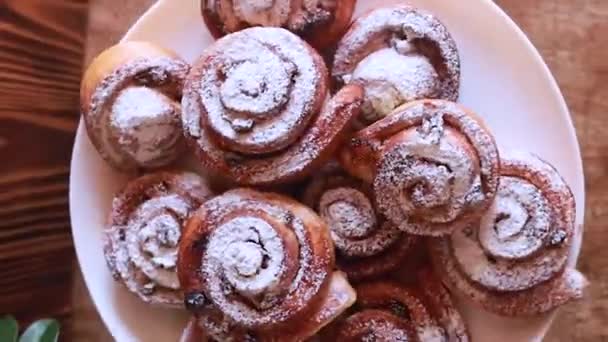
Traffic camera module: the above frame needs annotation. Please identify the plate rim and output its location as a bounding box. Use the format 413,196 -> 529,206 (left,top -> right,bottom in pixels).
69,0 -> 585,340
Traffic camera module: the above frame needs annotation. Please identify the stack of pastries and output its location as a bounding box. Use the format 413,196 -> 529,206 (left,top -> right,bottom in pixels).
81,1 -> 588,341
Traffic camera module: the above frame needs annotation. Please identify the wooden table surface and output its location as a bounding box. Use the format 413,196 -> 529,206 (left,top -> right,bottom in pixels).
0,1 -> 88,339
1,0 -> 606,341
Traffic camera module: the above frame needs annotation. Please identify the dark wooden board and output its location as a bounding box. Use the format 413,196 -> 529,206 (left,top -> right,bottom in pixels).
0,0 -> 88,338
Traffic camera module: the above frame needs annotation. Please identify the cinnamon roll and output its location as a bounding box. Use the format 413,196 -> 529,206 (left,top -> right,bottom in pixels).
182,27 -> 363,186
430,152 -> 588,316
177,188 -> 356,341
340,99 -> 499,236
333,5 -> 460,126
103,171 -> 212,307
302,163 -> 420,281
324,276 -> 469,341
81,42 -> 189,171
201,0 -> 356,50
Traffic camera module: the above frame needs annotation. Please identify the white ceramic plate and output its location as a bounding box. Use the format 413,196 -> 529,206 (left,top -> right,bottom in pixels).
70,0 -> 585,341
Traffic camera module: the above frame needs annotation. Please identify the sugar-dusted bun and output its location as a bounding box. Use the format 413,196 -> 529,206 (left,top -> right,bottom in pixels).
81,42 -> 189,171
430,152 -> 588,316
201,0 -> 356,49
178,188 -> 356,341
333,5 -> 460,126
302,163 -> 420,281
104,171 -> 212,307
182,27 -> 363,186
341,99 -> 499,236
322,271 -> 469,341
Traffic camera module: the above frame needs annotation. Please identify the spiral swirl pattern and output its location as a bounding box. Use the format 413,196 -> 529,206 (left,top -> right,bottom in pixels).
81,42 -> 189,171
341,99 -> 499,236
201,0 -> 355,49
319,187 -> 398,257
332,5 -> 460,125
303,166 -> 419,280
178,189 -> 352,333
430,152 -> 588,316
183,27 -> 363,185
327,278 -> 469,342
104,172 -> 212,307
189,27 -> 323,155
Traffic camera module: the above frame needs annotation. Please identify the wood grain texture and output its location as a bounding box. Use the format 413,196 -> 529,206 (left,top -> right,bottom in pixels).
74,0 -> 608,341
0,0 -> 88,337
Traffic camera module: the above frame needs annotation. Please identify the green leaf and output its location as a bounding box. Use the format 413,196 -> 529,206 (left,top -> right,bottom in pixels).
18,319 -> 59,342
0,315 -> 18,342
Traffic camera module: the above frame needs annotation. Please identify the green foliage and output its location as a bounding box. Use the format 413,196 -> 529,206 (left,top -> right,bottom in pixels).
0,316 -> 18,342
0,316 -> 59,342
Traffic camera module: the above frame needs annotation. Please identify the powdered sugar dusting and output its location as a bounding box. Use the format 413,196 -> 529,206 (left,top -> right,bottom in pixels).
84,56 -> 188,171
218,57 -> 292,115
320,187 -> 376,238
337,310 -> 413,341
417,326 -> 446,341
353,48 -> 439,122
319,186 -> 400,258
205,0 -> 337,35
188,26 -> 324,155
478,177 -> 551,260
371,101 -> 499,236
110,86 -> 182,165
187,189 -> 332,329
302,166 -> 419,280
182,73 -> 362,185
418,270 -> 470,341
333,5 -> 460,124
432,237 -> 587,316
233,0 -> 290,26
206,216 -> 286,305
340,282 -> 454,341
449,153 -> 575,292
429,153 -> 584,316
327,199 -> 375,238
104,172 -> 210,307
125,195 -> 189,290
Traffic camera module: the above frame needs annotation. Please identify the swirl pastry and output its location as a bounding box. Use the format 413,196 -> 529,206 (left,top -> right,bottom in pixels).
81,42 -> 189,171
340,99 -> 499,236
333,5 -> 460,126
201,0 -> 356,50
324,274 -> 469,341
182,27 -> 363,186
177,188 -> 356,341
103,171 -> 212,307
430,152 -> 588,316
302,164 -> 419,281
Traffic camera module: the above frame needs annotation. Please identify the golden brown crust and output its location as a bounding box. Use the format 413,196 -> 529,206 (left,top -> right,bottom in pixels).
429,152 -> 588,316
201,0 -> 356,50
104,171 -> 212,307
302,0 -> 357,50
182,27 -> 363,186
81,42 -> 181,105
417,270 -> 470,342
302,164 -> 419,281
340,99 -> 499,236
322,279 -> 469,341
177,189 -> 355,340
261,271 -> 356,341
335,309 -> 415,341
81,42 -> 189,171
